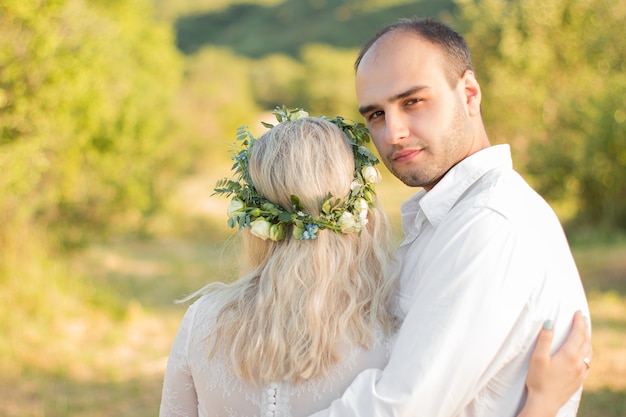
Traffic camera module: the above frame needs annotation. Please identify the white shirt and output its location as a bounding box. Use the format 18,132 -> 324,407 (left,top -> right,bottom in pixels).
310,144 -> 589,417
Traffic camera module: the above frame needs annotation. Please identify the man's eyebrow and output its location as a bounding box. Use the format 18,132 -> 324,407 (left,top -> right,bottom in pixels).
358,85 -> 430,116
394,85 -> 429,100
358,103 -> 377,116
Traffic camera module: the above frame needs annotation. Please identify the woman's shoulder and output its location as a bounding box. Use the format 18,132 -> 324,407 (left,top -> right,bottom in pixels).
183,291 -> 226,325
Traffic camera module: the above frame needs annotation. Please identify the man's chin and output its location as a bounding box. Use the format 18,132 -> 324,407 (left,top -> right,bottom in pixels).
397,175 -> 424,188
396,172 -> 438,190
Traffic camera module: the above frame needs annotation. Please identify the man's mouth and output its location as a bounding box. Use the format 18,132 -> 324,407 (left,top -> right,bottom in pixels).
392,149 -> 422,163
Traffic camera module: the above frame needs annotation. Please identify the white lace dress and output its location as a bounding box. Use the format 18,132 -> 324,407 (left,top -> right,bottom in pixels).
159,293 -> 395,417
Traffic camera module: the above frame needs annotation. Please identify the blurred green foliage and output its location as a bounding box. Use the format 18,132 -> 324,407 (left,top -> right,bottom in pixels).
0,0 -> 183,247
0,0 -> 184,349
173,0 -> 455,57
249,45 -> 362,119
455,0 -> 626,231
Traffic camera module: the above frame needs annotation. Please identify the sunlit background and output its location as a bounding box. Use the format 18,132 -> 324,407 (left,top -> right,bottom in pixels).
1,0 -> 624,415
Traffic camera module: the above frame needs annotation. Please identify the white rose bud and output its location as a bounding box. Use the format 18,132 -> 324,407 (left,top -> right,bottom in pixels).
357,198 -> 369,222
288,109 -> 309,121
338,211 -> 358,233
227,198 -> 245,218
362,166 -> 382,184
250,218 -> 271,240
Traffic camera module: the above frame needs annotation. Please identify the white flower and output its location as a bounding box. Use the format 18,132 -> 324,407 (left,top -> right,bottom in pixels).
350,180 -> 360,191
288,109 -> 309,121
357,198 -> 369,224
250,218 -> 271,240
338,211 -> 359,233
362,166 -> 382,184
227,198 -> 245,218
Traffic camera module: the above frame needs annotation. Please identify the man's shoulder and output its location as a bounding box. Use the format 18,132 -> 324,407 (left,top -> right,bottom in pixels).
464,168 -> 555,222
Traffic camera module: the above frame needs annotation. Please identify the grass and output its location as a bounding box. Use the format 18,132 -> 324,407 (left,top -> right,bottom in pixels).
1,177 -> 625,416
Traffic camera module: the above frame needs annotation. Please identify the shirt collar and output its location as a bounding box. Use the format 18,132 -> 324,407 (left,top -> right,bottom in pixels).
401,144 -> 513,231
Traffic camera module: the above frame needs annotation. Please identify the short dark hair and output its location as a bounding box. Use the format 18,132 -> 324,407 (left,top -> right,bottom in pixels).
354,17 -> 474,87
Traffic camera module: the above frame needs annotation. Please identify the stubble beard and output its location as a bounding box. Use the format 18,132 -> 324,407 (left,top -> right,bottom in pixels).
389,102 -> 472,189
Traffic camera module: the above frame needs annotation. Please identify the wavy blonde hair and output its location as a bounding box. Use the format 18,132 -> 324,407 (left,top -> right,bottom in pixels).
202,117 -> 397,386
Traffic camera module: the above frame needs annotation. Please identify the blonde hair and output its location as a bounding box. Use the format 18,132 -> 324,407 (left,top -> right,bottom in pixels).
204,117 -> 397,385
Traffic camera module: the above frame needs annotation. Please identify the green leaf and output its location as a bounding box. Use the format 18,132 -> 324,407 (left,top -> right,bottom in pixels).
290,195 -> 303,211
321,198 -> 331,215
278,212 -> 294,222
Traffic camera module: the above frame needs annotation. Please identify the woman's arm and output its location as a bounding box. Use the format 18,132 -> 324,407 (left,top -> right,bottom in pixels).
517,311 -> 591,417
159,303 -> 201,417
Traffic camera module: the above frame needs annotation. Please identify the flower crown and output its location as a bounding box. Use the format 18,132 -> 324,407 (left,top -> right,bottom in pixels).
213,105 -> 381,241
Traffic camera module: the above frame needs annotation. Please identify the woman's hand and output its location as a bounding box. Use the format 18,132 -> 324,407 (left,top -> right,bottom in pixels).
519,310 -> 592,417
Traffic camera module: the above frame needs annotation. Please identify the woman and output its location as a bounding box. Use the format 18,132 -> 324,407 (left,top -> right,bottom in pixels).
159,108 -> 590,417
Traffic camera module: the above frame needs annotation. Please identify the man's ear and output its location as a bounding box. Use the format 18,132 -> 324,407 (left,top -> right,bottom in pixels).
462,70 -> 482,117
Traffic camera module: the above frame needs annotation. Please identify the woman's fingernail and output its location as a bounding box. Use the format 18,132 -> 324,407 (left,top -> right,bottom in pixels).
543,320 -> 553,330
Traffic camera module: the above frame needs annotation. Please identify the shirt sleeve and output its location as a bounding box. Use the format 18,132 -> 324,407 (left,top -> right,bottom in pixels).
159,302 -> 200,417
310,208 -> 542,417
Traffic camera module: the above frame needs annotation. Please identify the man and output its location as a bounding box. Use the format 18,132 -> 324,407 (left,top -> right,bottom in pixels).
311,17 -> 590,417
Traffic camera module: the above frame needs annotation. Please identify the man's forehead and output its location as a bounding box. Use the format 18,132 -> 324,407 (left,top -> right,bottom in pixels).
357,34 -> 444,82
358,32 -> 441,71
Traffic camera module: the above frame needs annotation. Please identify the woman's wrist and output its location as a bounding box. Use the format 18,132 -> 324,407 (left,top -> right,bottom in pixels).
518,391 -> 561,417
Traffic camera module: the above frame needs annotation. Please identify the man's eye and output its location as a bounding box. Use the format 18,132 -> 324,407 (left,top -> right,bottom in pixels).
369,111 -> 384,121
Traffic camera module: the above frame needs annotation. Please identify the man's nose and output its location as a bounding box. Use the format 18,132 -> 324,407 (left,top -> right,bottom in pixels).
383,112 -> 409,145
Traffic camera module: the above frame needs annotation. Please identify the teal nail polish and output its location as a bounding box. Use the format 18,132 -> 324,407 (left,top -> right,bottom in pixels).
543,320 -> 553,330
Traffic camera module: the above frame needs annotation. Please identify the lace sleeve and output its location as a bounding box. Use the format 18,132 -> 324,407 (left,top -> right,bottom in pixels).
159,302 -> 200,417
